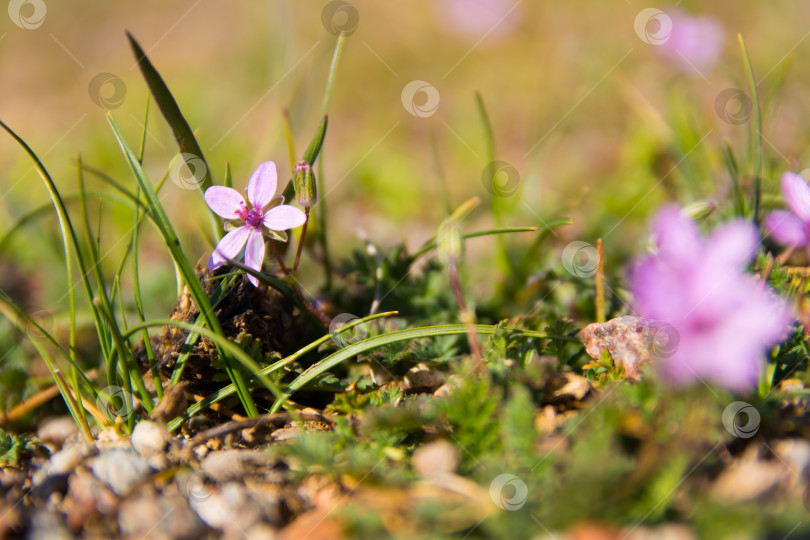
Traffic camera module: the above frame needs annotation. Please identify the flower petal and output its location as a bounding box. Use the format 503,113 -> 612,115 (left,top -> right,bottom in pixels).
243,229 -> 265,287
704,219 -> 759,269
765,210 -> 808,248
781,172 -> 810,223
207,226 -> 250,270
247,161 -> 278,209
652,205 -> 702,267
262,204 -> 307,231
204,186 -> 245,220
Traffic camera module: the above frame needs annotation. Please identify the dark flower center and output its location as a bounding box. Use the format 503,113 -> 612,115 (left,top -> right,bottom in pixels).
236,202 -> 263,229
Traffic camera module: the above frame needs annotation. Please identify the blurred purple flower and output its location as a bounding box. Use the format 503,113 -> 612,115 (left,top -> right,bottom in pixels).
765,171 -> 810,254
437,0 -> 521,39
659,11 -> 724,74
630,205 -> 789,391
204,161 -> 306,286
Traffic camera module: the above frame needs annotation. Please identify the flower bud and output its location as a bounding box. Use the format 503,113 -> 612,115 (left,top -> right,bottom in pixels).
293,161 -> 315,208
437,217 -> 463,265
681,200 -> 716,222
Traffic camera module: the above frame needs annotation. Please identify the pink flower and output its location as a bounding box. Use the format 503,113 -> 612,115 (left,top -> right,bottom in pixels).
765,172 -> 810,253
204,161 -> 306,286
659,11 -> 724,75
630,205 -> 790,391
436,0 -> 521,40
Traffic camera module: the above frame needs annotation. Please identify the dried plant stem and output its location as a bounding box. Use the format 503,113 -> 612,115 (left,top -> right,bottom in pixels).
448,263 -> 484,372
596,238 -> 605,323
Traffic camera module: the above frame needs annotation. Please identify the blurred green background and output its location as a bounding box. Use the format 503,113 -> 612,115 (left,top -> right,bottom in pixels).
1,0 -> 810,317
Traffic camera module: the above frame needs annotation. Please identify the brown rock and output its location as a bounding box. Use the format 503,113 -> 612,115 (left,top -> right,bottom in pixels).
580,316 -> 677,379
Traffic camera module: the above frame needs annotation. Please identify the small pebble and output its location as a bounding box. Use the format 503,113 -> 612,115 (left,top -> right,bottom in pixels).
119,492 -> 209,539
190,483 -> 262,532
91,448 -> 153,496
401,363 -> 445,392
27,510 -> 72,540
37,416 -> 77,448
131,420 -> 170,455
201,449 -> 273,483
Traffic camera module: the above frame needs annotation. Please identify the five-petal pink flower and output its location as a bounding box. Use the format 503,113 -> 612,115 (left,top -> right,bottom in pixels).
765,171 -> 810,254
204,161 -> 306,286
630,205 -> 790,391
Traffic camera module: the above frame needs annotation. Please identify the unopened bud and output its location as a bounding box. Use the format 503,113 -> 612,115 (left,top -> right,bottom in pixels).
293,161 -> 315,208
437,217 -> 463,265
682,200 -> 716,222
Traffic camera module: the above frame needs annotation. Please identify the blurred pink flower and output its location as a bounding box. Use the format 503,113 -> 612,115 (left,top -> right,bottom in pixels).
630,205 -> 789,391
765,171 -> 810,254
437,0 -> 521,39
659,11 -> 724,74
204,161 -> 306,286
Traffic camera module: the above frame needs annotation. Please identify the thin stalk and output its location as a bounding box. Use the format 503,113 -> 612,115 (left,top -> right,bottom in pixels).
448,262 -> 484,372
738,34 -> 763,224
293,208 -> 310,273
595,238 -> 605,323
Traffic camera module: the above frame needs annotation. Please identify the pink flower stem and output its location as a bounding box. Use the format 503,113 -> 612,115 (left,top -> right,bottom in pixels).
271,237 -> 331,327
293,208 -> 310,274
448,262 -> 484,373
777,246 -> 796,265
270,240 -> 291,275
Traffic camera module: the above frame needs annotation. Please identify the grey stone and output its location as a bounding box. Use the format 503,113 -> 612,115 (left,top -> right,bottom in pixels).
131,420 -> 170,455
90,448 -> 153,496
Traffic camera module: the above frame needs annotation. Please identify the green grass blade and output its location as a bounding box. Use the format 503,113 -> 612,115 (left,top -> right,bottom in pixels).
137,93 -> 150,164
122,318 -> 287,413
224,161 -> 233,189
131,186 -> 162,399
722,141 -> 746,217
268,324 -> 578,413
738,34 -> 763,224
0,120 -> 110,415
322,34 -> 347,114
106,113 -> 257,417
0,191 -> 132,253
282,110 -> 297,172
126,31 -> 219,236
410,226 -> 535,261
